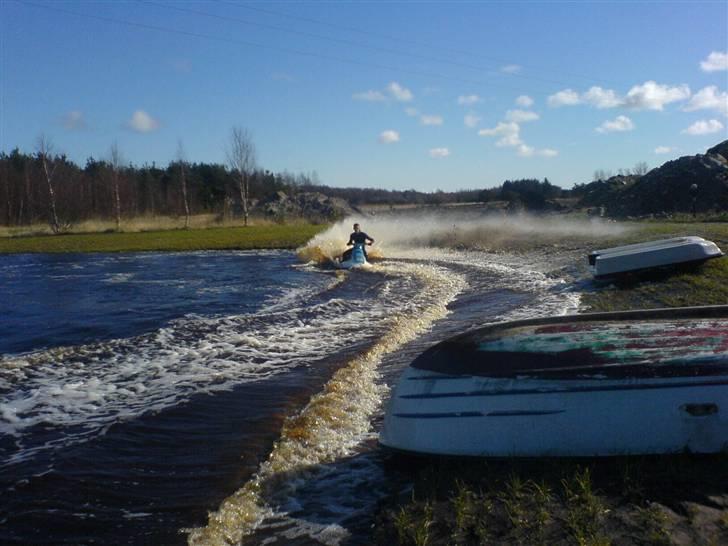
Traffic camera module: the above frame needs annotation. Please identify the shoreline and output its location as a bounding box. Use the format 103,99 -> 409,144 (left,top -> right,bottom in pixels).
4,218 -> 727,544
0,224 -> 328,254
369,223 -> 728,546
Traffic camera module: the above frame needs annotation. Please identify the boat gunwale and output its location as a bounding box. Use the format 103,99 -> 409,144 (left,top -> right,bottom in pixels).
409,305 -> 728,378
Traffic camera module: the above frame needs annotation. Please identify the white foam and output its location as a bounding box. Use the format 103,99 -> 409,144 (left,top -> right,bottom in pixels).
1,274 -> 421,466
187,261 -> 468,545
186,243 -> 584,544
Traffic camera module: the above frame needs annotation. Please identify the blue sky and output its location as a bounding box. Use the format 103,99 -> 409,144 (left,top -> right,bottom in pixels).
1,1 -> 727,191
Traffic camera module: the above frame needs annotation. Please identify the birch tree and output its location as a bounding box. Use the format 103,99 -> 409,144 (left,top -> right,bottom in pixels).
227,127 -> 256,226
36,134 -> 61,233
109,141 -> 123,231
176,140 -> 191,229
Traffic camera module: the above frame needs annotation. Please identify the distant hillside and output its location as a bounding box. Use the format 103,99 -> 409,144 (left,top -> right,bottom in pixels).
577,140 -> 728,217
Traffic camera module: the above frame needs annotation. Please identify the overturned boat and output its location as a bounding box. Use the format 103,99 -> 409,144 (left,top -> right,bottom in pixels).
589,236 -> 723,279
380,306 -> 728,457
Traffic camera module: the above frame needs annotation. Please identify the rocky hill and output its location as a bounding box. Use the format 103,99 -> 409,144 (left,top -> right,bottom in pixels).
578,140 -> 728,217
256,191 -> 356,222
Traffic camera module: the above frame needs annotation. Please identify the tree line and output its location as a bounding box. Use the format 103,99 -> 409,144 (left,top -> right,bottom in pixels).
0,136 -> 321,232
1,133 -> 579,232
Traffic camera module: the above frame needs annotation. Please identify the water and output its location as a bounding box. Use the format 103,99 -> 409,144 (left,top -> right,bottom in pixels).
0,242 -> 582,545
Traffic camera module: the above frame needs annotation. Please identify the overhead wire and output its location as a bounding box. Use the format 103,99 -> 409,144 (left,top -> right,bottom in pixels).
14,0 -> 563,96
218,0 -> 631,89
140,0 -> 613,90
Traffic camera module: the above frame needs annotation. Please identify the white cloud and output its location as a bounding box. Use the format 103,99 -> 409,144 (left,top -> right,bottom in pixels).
684,86 -> 728,117
127,110 -> 160,133
464,112 -> 481,128
479,121 -> 522,147
596,115 -> 635,133
516,144 -> 558,158
515,95 -> 534,107
582,86 -> 621,109
538,148 -> 558,157
420,114 -> 443,126
548,89 -> 581,107
517,144 -> 534,157
505,109 -> 540,123
379,130 -> 400,144
404,107 -> 419,117
429,147 -> 450,158
654,146 -> 676,154
548,82 -> 690,111
458,94 -> 481,106
682,119 -> 725,135
700,51 -> 728,72
353,81 -> 413,102
501,64 -> 521,74
387,81 -> 413,102
62,110 -> 87,130
623,81 -> 690,111
353,90 -> 387,102
480,118 -> 555,157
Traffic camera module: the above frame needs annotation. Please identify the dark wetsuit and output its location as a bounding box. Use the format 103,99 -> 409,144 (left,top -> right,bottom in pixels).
348,231 -> 372,246
343,231 -> 373,260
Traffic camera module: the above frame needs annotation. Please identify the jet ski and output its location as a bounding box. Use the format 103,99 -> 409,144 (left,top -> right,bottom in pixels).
337,242 -> 371,270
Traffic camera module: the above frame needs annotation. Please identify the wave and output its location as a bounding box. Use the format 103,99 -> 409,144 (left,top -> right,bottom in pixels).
187,221 -> 584,544
0,269 -> 415,467
187,261 -> 467,545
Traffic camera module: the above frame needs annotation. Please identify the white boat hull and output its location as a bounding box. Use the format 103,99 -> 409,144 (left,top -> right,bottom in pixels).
381,369 -> 728,457
380,306 -> 728,457
589,236 -> 723,279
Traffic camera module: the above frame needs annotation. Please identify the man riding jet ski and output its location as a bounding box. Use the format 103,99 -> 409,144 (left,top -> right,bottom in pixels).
339,223 -> 374,269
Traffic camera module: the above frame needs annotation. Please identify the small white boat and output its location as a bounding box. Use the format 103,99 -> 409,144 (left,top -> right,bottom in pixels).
380,306 -> 728,457
589,236 -> 723,279
337,243 -> 371,270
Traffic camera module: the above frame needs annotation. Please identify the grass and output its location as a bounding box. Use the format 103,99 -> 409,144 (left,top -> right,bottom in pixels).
375,454 -> 728,545
561,468 -> 608,545
0,223 -> 327,253
580,221 -> 728,312
374,218 -> 728,546
0,214 -> 266,237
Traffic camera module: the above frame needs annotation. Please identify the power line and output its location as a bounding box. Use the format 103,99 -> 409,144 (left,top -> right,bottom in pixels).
141,0 -> 603,90
219,0 -> 630,88
15,0 -> 560,96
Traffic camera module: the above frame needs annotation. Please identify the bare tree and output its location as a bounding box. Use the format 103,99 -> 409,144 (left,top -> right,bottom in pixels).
109,141 -> 123,231
176,140 -> 191,229
36,134 -> 61,233
633,161 -> 649,176
593,169 -> 613,182
227,126 -> 256,226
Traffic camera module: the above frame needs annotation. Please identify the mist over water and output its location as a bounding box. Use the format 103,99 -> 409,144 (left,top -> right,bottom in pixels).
300,211 -> 629,264
1,213 -> 592,545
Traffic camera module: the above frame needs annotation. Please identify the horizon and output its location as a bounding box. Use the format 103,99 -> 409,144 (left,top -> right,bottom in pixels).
2,1 -> 727,190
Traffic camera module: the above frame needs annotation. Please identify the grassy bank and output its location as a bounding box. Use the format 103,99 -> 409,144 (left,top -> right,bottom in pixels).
375,219 -> 728,546
376,454 -> 728,546
0,223 -> 327,253
581,222 -> 728,312
0,214 -> 271,238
